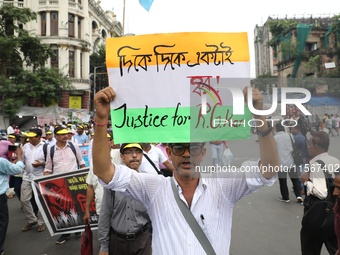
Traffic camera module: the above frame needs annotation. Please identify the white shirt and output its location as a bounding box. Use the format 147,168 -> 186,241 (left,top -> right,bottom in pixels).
22,141 -> 45,181
274,131 -> 294,167
86,149 -> 122,214
45,137 -> 56,147
44,142 -> 85,174
99,161 -> 275,255
305,152 -> 340,199
139,145 -> 167,174
7,126 -> 14,135
86,166 -> 104,215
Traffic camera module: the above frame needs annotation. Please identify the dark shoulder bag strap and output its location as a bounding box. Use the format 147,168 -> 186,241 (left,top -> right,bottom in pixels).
170,178 -> 216,255
68,141 -> 80,168
315,160 -> 332,200
288,133 -> 295,149
43,143 -> 48,161
50,145 -> 55,172
143,153 -> 163,175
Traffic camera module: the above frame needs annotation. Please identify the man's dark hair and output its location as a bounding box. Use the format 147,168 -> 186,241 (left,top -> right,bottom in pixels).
310,131 -> 329,151
275,122 -> 285,132
291,125 -> 301,131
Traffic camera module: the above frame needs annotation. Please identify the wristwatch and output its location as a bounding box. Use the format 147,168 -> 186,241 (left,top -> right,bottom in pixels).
256,126 -> 273,137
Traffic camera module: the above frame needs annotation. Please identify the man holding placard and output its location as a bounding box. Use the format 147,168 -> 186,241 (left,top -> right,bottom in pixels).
92,86 -> 279,255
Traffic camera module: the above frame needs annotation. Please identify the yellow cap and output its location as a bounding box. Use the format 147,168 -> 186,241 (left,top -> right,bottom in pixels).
25,132 -> 38,138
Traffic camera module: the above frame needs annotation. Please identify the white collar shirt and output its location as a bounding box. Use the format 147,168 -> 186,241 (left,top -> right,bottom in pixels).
305,152 -> 340,199
44,142 -> 85,174
99,161 -> 275,255
139,144 -> 167,174
22,141 -> 45,181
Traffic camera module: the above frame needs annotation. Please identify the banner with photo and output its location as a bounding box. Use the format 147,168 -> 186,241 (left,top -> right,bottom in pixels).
106,32 -> 251,143
72,111 -> 91,123
78,144 -> 90,167
32,168 -> 98,236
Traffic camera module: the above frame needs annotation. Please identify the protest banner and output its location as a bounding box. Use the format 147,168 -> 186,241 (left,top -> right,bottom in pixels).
32,168 -> 98,236
78,144 -> 90,167
106,32 -> 252,143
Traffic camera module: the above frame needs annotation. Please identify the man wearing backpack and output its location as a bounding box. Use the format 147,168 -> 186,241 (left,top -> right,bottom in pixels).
300,131 -> 340,255
43,125 -> 85,244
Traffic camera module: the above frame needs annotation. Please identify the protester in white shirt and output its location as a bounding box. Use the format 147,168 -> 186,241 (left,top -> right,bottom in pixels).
138,143 -> 174,175
92,86 -> 280,255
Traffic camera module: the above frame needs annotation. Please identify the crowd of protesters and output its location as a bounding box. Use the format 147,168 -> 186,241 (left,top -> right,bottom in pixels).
2,104 -> 340,255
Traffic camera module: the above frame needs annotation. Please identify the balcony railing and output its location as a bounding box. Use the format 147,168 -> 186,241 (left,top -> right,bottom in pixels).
38,0 -> 59,6
0,1 -> 24,8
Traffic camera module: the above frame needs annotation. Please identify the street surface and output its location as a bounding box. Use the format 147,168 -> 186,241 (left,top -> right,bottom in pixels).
5,132 -> 339,254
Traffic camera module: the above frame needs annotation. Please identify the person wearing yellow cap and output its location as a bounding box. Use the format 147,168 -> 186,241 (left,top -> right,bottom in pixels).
44,125 -> 86,244
74,125 -> 89,145
97,143 -> 151,255
45,130 -> 56,146
92,86 -> 280,255
21,128 -> 46,233
7,134 -> 17,145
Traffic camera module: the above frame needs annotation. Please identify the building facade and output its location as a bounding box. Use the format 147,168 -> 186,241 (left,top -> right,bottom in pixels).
1,0 -> 122,112
254,16 -> 338,83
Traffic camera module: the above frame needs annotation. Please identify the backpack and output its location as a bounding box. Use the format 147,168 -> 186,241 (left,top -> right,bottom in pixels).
43,141 -> 79,171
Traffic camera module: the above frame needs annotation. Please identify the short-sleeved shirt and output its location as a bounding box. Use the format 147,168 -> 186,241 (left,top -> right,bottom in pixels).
99,161 -> 275,255
138,145 -> 167,174
44,142 -> 85,174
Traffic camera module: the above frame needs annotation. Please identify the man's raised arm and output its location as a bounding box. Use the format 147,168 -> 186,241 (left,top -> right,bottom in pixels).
244,87 -> 280,179
93,87 -> 116,184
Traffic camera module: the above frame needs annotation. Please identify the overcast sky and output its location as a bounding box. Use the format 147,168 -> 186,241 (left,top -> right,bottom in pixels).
100,0 -> 339,77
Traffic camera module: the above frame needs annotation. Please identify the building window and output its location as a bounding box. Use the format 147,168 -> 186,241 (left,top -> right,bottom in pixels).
78,18 -> 82,39
41,12 -> 46,36
68,13 -> 74,37
69,51 -> 75,78
51,49 -> 59,68
101,29 -> 107,39
51,11 -> 58,36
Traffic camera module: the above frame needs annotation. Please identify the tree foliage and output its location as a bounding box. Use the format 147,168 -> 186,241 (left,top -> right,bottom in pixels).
0,5 -> 73,118
251,73 -> 277,93
267,19 -> 298,38
90,44 -> 106,72
303,55 -> 320,74
0,5 -> 52,77
0,68 -> 73,117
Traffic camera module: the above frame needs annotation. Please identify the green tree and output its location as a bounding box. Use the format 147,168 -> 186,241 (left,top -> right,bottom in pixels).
90,44 -> 106,72
267,19 -> 298,38
0,68 -> 73,117
0,5 -> 73,118
89,44 -> 107,110
251,73 -> 276,93
0,5 -> 52,77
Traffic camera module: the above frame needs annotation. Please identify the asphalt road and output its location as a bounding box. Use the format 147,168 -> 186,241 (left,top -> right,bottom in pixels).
4,132 -> 339,255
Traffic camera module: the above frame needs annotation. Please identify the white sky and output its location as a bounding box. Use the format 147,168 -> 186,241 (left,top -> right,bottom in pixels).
100,0 -> 339,77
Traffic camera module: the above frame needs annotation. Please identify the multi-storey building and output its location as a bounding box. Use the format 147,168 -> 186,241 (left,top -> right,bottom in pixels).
0,0 -> 122,112
254,16 -> 337,82
254,23 -> 278,77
